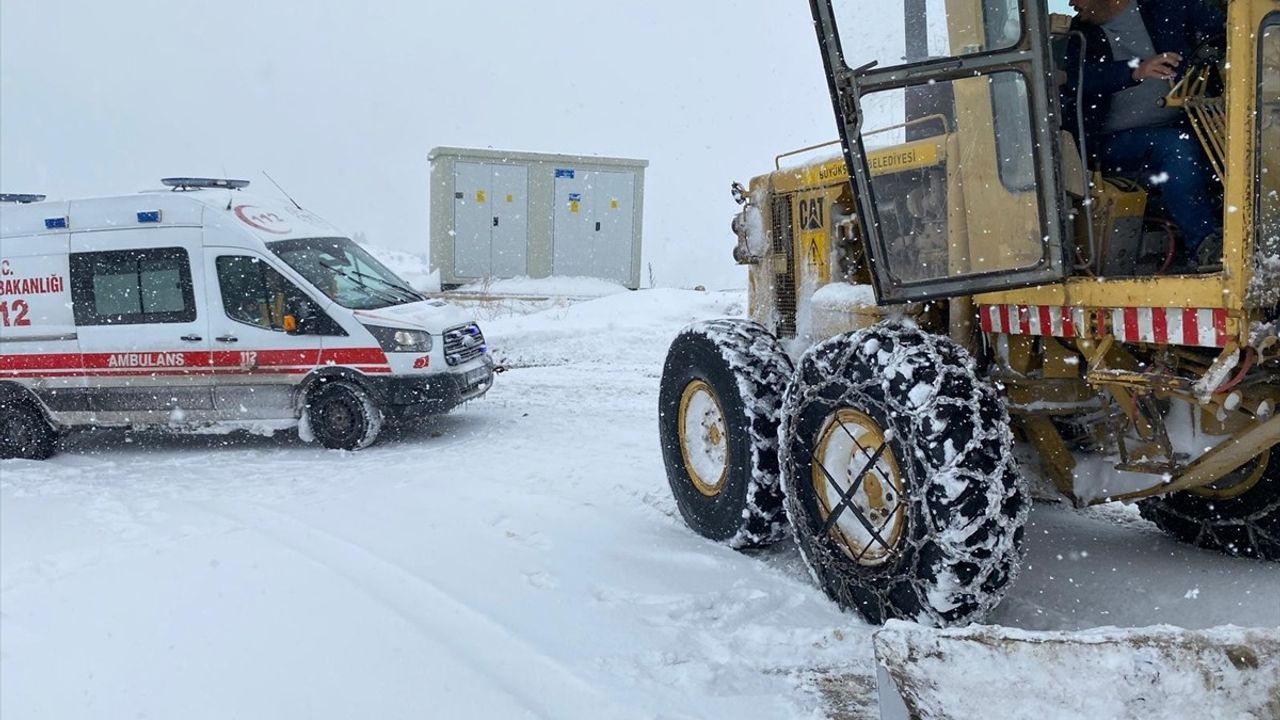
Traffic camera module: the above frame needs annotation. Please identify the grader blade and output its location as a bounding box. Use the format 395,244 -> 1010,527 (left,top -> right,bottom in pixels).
872,621 -> 1280,719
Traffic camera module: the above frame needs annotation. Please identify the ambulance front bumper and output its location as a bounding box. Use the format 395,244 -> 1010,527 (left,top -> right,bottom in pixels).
372,359 -> 494,420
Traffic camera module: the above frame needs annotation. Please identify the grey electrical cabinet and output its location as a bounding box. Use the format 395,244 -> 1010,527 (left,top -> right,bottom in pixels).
429,147 -> 647,290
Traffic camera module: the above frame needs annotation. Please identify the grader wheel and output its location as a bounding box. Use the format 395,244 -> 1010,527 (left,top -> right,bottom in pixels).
658,319 -> 794,548
1139,446 -> 1280,560
780,322 -> 1029,626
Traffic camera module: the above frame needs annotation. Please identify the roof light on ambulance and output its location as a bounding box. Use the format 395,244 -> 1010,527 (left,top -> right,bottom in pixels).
160,177 -> 250,191
0,194 -> 46,204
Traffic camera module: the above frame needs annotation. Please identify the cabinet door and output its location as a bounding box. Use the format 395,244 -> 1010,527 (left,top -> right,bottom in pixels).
490,164 -> 529,277
590,171 -> 636,284
552,169 -> 595,278
453,161 -> 493,278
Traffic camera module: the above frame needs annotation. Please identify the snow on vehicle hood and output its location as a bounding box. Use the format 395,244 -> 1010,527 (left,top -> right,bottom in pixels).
351,299 -> 476,333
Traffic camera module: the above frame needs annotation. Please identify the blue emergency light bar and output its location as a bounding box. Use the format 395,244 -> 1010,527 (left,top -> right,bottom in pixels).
137,210 -> 161,223
0,193 -> 47,204
161,177 -> 250,191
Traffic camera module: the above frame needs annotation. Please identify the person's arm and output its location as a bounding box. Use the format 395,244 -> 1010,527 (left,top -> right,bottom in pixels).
1064,27 -> 1140,98
1089,59 -> 1145,93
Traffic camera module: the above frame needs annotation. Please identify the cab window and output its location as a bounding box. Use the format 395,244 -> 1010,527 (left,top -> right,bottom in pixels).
216,256 -> 319,331
70,247 -> 195,325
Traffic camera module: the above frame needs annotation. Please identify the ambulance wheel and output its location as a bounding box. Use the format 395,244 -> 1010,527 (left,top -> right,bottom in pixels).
0,398 -> 59,460
306,380 -> 384,451
780,322 -> 1029,627
1139,446 -> 1280,560
658,319 -> 794,548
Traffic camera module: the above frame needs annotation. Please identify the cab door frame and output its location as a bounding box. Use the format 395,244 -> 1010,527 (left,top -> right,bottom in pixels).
810,0 -> 1070,303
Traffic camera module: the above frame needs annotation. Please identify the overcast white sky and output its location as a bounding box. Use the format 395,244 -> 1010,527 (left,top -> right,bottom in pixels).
1,1 -> 847,289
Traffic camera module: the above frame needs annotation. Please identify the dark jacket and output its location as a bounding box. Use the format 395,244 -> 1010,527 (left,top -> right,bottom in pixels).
1062,0 -> 1225,151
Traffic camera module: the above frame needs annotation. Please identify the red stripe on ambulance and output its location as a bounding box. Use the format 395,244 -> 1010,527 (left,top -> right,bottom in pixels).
0,348 -> 389,376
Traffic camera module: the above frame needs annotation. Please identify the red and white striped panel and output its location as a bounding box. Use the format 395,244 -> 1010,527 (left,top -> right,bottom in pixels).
979,304 -> 1086,339
1108,306 -> 1228,348
978,304 -> 1230,348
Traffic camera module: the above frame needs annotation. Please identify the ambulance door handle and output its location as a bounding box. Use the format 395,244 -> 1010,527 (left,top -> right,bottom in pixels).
180,334 -> 203,342
215,335 -> 239,343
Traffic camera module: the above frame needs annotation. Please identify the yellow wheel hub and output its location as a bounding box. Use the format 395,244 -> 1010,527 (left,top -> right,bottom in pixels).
678,380 -> 730,497
1189,448 -> 1270,500
811,409 -> 906,566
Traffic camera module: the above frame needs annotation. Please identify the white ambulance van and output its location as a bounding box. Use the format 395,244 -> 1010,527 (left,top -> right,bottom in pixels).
0,179 -> 494,458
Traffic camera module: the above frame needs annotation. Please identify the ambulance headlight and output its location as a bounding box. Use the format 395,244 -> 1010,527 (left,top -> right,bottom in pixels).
365,325 -> 432,353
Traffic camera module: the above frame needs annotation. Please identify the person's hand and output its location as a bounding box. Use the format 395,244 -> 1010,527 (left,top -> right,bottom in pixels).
1132,52 -> 1182,82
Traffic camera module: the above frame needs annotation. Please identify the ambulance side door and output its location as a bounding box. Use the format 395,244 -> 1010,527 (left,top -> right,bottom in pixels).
68,228 -> 215,423
203,248 -> 332,420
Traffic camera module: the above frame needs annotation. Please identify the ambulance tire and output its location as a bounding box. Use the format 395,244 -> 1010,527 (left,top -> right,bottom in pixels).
0,398 -> 59,460
306,380 -> 384,451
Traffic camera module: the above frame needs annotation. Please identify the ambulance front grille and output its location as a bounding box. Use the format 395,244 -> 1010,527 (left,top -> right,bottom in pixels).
444,323 -> 486,365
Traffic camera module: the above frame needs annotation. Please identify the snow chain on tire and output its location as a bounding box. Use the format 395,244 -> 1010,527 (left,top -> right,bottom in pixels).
1139,446 -> 1280,560
659,319 -> 795,548
780,321 -> 1029,626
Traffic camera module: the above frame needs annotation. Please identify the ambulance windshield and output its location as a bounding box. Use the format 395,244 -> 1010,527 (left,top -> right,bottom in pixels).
268,237 -> 424,310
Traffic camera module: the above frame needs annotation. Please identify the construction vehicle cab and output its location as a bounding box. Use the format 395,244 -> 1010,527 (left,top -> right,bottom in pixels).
659,0 -> 1278,629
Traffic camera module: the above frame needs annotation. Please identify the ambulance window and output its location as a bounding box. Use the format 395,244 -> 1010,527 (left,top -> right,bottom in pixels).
70,247 -> 195,325
216,256 -> 317,331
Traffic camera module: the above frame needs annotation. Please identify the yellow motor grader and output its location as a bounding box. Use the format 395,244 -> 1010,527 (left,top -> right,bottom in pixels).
659,0 -> 1279,628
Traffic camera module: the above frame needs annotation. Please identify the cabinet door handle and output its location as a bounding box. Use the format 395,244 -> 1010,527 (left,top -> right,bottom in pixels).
216,335 -> 239,343
180,334 -> 203,342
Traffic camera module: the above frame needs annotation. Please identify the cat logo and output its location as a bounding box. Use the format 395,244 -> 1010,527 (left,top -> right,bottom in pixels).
800,197 -> 825,231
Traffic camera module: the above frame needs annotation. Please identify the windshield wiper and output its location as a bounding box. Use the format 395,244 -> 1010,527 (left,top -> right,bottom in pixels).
319,261 -> 408,307
325,262 -> 424,303
353,267 -> 425,302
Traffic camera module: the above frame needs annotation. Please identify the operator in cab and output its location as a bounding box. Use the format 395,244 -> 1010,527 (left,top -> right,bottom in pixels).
1063,0 -> 1226,271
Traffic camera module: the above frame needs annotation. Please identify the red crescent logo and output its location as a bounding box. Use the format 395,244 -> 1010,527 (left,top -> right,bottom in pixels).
234,205 -> 292,235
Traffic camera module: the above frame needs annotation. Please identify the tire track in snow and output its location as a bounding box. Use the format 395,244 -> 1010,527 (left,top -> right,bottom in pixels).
197,500 -> 686,720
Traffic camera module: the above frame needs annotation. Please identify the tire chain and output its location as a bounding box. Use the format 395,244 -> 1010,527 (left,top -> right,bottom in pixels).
780,321 -> 1030,625
1138,458 -> 1280,560
684,319 -> 795,548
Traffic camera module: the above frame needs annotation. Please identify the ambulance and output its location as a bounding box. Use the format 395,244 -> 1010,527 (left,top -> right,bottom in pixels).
0,178 -> 494,458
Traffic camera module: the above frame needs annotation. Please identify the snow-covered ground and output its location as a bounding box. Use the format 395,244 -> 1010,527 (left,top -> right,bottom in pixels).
2,286 -> 1278,719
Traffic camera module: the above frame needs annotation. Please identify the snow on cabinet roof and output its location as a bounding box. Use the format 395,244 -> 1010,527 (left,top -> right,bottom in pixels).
0,186 -> 342,241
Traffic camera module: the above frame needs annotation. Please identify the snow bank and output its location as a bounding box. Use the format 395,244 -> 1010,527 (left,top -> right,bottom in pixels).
485,288 -> 745,370
875,621 -> 1280,720
453,275 -> 630,298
